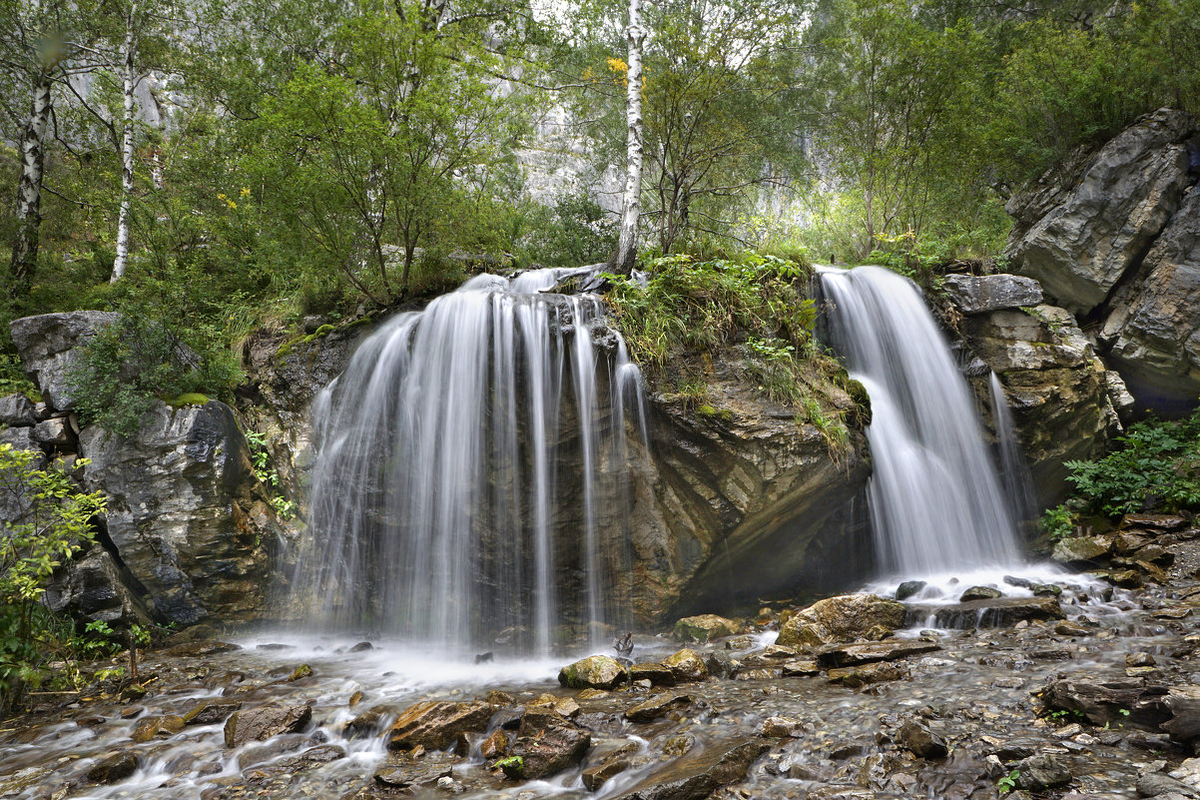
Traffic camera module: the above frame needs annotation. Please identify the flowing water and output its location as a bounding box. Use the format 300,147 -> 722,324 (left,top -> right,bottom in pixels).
292,268 -> 648,654
817,266 -> 1023,580
990,371 -> 1039,529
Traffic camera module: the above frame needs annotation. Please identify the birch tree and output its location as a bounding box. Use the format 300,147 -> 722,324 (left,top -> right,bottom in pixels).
109,0 -> 138,282
609,0 -> 645,275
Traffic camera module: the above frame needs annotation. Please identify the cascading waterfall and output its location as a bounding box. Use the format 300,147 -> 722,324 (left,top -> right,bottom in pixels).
989,372 -> 1038,529
293,268 -> 648,654
818,266 -> 1022,576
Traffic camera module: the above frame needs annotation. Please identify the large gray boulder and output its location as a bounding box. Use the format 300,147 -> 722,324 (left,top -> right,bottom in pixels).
9,311 -> 119,411
43,548 -> 153,627
1100,188 -> 1200,411
78,400 -> 273,626
1006,108 -> 1198,314
943,274 -> 1042,314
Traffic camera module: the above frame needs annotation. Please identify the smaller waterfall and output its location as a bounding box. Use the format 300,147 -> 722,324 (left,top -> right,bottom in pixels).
818,266 -> 1022,576
989,372 -> 1038,529
294,268 -> 648,654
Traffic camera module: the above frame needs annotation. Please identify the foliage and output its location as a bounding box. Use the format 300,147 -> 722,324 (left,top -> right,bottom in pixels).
1040,504 -> 1076,542
996,768 -> 1020,794
1062,410 -> 1200,518
0,444 -> 106,713
66,277 -> 244,438
244,430 -> 296,520
519,195 -> 618,267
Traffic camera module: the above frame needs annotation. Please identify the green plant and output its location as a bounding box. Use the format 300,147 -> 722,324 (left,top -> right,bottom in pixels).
1041,504 -> 1076,541
244,430 -> 297,520
0,445 -> 106,713
1063,411 -> 1200,517
996,769 -> 1020,794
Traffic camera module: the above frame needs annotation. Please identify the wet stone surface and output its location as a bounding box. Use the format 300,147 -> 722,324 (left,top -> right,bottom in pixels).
6,562 -> 1200,800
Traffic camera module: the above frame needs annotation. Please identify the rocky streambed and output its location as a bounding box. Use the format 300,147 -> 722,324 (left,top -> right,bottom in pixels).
6,521 -> 1200,800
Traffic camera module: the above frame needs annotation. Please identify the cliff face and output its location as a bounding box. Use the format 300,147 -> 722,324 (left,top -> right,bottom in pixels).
1006,108 -> 1200,415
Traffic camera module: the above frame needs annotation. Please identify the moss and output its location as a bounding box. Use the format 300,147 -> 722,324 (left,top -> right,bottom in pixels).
275,319 -> 358,360
696,404 -> 733,423
166,393 -> 209,407
495,755 -> 524,779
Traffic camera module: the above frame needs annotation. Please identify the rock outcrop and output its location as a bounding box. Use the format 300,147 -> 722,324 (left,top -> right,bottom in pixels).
1005,108 -> 1200,414
77,400 -> 274,626
9,311 -> 119,411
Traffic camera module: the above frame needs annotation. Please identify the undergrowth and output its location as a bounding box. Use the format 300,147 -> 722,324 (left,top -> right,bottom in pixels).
1041,409 -> 1200,539
603,252 -> 860,453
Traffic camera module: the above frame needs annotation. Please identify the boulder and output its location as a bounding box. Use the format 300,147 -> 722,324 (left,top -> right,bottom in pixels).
663,649 -> 709,683
1100,188 -> 1200,411
0,393 -> 36,427
506,710 -> 591,780
9,311 -> 119,411
33,417 -> 72,448
42,548 -> 153,628
1006,108 -> 1198,315
374,751 -> 457,789
759,716 -> 803,738
895,580 -> 926,601
1014,753 -> 1072,791
777,594 -> 906,648
223,704 -> 312,748
629,662 -> 677,687
132,715 -> 185,743
827,662 -> 909,688
1053,536 -> 1113,565
344,705 -> 397,739
625,693 -> 691,723
614,738 -> 768,800
559,655 -> 629,690
899,720 -> 948,759
673,614 -> 741,643
583,757 -> 631,791
959,586 -> 1003,602
87,751 -> 140,784
182,699 -> 242,726
943,274 -> 1043,314
78,400 -> 274,626
386,701 -> 493,751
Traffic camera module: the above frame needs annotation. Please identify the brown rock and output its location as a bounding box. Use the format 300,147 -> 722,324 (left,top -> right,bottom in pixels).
614,738 -> 768,800
673,614 -> 742,643
131,715 -> 185,743
559,655 -> 629,690
507,710 -> 591,780
224,704 -> 312,748
625,693 -> 691,723
387,701 -> 493,751
827,662 -> 909,689
663,649 -> 708,683
182,699 -> 241,726
87,752 -> 140,783
583,757 -> 630,791
815,640 -> 940,669
344,705 -> 397,739
629,662 -> 677,687
777,594 -> 905,648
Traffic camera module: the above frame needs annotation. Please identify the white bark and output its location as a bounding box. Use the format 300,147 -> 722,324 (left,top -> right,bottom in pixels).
9,69 -> 53,290
111,1 -> 137,283
611,0 -> 645,276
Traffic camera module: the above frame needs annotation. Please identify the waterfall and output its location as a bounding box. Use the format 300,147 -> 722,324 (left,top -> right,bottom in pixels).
817,266 -> 1022,576
989,372 -> 1038,529
294,268 -> 648,654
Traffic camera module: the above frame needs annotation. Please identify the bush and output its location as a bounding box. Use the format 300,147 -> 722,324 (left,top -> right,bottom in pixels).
0,445 -> 106,714
1062,411 -> 1200,518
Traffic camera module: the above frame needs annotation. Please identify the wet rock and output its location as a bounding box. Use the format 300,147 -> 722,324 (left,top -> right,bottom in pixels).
777,594 -> 906,648
944,273 -> 1043,314
1052,536 -> 1113,565
276,744 -> 346,771
1056,621 -> 1093,637
615,738 -> 768,800
374,750 -> 457,789
1136,771 -> 1199,798
910,596 -> 1065,628
286,664 -> 314,682
673,614 -> 741,643
760,716 -> 802,738
1042,678 -> 1170,728
1129,653 -> 1158,667
816,640 -> 940,669
960,585 -> 1003,602
349,641 -> 374,652
131,715 -> 185,743
166,640 -> 242,658
87,752 -> 140,784
78,400 -> 275,626
663,649 -> 709,683
1126,514 -> 1190,531
344,705 -> 397,739
224,703 -> 312,748
42,547 -> 152,628
583,757 -> 630,791
1033,583 -> 1063,597
8,311 -> 119,410
1014,752 -> 1072,791
899,721 -> 948,759
1163,686 -> 1200,747
827,662 -> 909,688
507,710 -> 591,780
704,652 -> 736,680
895,580 -> 926,601
387,700 -> 493,751
480,729 -> 509,759
559,655 -> 629,690
182,699 -> 241,726
625,693 -> 691,723
629,662 -> 677,687
781,659 -> 820,677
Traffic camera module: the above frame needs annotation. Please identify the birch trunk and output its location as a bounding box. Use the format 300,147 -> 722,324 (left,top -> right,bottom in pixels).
111,1 -> 137,283
9,69 -> 53,294
610,0 -> 645,276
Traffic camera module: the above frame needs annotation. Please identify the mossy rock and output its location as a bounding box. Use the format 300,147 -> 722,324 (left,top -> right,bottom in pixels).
696,405 -> 734,423
166,393 -> 209,407
558,655 -> 628,690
